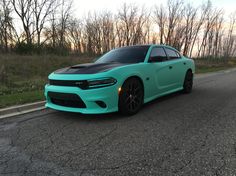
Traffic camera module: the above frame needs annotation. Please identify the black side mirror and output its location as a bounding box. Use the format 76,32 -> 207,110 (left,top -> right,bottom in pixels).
149,56 -> 164,63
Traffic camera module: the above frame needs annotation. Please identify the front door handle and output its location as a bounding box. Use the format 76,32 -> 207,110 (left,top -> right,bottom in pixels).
169,66 -> 173,69
183,62 -> 186,65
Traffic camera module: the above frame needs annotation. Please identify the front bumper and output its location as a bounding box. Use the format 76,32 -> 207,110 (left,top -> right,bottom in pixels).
44,84 -> 119,114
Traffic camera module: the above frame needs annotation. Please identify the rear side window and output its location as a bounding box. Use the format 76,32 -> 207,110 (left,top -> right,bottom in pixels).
165,48 -> 181,59
150,47 -> 167,60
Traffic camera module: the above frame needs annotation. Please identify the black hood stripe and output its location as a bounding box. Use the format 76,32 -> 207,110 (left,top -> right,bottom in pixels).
54,62 -> 128,74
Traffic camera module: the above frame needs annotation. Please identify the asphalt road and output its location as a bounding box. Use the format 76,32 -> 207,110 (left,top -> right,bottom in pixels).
1,69 -> 236,176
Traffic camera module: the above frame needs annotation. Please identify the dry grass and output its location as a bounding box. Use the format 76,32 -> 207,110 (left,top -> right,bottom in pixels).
0,54 -> 93,108
194,58 -> 236,73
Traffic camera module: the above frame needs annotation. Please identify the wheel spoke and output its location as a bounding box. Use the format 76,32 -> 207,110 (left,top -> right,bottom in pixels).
134,100 -> 139,106
125,96 -> 130,103
132,101 -> 135,110
134,97 -> 140,104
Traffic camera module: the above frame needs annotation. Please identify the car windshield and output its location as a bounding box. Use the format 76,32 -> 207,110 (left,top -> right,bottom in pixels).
95,46 -> 150,64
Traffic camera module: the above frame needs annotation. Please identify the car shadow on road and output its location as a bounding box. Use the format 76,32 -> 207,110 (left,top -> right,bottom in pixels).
142,91 -> 183,109
56,111 -> 127,123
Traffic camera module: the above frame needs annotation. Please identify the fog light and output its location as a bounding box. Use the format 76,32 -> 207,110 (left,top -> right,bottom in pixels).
95,101 -> 107,108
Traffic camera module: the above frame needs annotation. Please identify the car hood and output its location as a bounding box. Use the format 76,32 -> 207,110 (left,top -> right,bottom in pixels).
54,62 -> 128,74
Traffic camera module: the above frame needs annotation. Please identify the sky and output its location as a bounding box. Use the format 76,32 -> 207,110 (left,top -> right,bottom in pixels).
73,0 -> 236,17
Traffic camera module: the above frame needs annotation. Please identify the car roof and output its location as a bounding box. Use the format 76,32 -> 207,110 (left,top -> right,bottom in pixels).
115,45 -> 151,49
150,44 -> 180,52
114,44 -> 179,52
116,44 -> 175,48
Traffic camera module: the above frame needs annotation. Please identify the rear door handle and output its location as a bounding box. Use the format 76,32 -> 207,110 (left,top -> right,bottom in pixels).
169,66 -> 173,69
183,62 -> 186,65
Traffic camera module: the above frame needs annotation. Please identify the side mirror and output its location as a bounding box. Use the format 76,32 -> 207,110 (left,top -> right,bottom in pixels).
149,56 -> 164,63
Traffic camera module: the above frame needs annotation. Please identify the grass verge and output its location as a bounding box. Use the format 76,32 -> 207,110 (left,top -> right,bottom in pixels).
0,90 -> 44,109
195,58 -> 236,73
196,65 -> 236,74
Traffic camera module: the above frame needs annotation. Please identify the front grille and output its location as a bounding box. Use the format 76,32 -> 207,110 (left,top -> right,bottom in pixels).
48,92 -> 86,108
49,79 -> 88,89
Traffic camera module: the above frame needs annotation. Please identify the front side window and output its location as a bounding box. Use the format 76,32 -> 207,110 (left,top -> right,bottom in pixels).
150,47 -> 167,62
165,48 -> 180,59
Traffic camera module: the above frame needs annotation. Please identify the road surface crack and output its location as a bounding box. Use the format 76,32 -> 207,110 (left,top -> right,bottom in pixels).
59,126 -> 118,163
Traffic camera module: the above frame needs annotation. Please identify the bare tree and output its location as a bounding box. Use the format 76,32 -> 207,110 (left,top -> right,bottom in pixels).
85,13 -> 103,54
197,3 -> 223,58
213,14 -> 224,58
44,0 -> 72,51
188,2 -> 210,57
11,0 -> 34,44
46,4 -> 57,48
100,12 -> 115,53
182,4 -> 198,56
141,15 -> 152,44
165,0 -> 184,46
224,12 -> 236,58
154,4 -> 167,44
33,0 -> 55,46
0,0 -> 17,51
117,3 -> 149,46
131,7 -> 150,45
68,18 -> 82,53
58,0 -> 72,48
115,19 -> 125,47
117,3 -> 138,46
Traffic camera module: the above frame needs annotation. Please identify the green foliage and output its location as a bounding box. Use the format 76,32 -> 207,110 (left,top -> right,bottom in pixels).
14,42 -> 36,54
14,42 -> 71,55
43,45 -> 71,55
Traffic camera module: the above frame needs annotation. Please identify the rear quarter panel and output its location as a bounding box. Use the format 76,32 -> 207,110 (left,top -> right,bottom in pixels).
184,57 -> 195,73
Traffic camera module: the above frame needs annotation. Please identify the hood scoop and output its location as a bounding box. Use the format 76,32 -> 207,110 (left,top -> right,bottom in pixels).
70,63 -> 95,69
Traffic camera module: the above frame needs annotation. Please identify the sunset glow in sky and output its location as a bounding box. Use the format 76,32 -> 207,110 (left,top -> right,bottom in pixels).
74,0 -> 236,17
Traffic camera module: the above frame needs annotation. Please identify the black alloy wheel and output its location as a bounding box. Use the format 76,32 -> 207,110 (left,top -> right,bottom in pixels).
183,70 -> 193,93
119,78 -> 144,115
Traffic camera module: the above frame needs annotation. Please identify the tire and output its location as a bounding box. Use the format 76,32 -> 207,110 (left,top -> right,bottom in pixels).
118,78 -> 144,115
183,70 -> 193,93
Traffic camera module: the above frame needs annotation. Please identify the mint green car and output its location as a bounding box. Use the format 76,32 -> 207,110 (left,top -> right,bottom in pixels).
45,45 -> 195,115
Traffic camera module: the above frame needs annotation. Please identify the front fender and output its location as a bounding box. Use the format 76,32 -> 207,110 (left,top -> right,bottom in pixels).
108,63 -> 152,100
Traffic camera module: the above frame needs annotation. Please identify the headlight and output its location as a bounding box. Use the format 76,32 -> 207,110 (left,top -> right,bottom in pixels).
48,78 -> 117,89
75,78 -> 117,89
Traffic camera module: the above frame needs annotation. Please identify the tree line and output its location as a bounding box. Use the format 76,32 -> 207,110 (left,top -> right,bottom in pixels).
0,0 -> 236,58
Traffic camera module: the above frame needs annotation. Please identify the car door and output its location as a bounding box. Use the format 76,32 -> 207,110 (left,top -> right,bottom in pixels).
164,47 -> 186,88
148,47 -> 175,96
